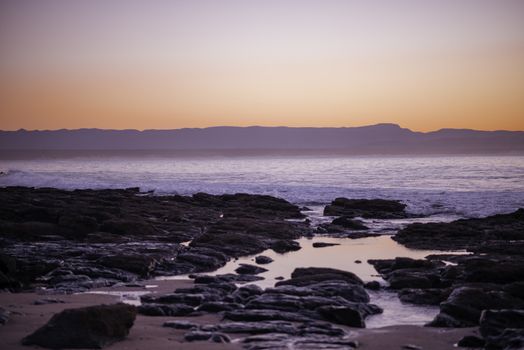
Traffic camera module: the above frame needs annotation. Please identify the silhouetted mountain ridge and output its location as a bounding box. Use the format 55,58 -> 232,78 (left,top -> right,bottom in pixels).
1,124 -> 523,154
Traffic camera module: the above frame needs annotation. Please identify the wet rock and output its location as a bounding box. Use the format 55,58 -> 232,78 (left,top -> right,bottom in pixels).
480,309 -> 524,349
428,288 -> 524,327
463,261 -> 524,285
331,216 -> 369,230
22,303 -> 136,349
198,302 -> 243,312
98,255 -> 157,277
137,303 -> 194,316
255,255 -> 273,264
176,250 -> 227,271
457,335 -> 485,348
193,273 -> 264,284
398,288 -> 451,305
324,198 -> 407,218
141,293 -> 211,306
270,240 -> 301,254
504,281 -> 524,299
277,267 -> 363,287
225,309 -> 315,323
162,320 -> 198,330
235,264 -> 268,275
99,219 -> 158,237
208,321 -> 299,335
228,284 -> 264,303
268,281 -> 370,303
184,331 -> 230,343
369,257 -> 441,274
0,307 -> 10,325
242,334 -> 357,350
316,305 -> 366,327
393,209 -> 524,250
33,298 -> 66,305
0,187 -> 307,291
365,281 -> 381,290
0,253 -> 22,290
312,242 -> 340,248
387,270 -> 440,289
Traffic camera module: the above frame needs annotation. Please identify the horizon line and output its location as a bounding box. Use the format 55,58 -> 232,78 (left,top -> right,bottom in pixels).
2,123 -> 524,134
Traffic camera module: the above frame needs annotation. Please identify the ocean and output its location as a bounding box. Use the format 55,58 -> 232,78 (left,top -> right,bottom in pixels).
1,151 -> 523,218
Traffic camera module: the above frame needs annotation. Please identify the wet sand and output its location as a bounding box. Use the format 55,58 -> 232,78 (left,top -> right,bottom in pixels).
0,279 -> 477,350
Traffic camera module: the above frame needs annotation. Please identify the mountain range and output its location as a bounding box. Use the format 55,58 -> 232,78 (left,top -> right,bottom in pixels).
1,124 -> 523,154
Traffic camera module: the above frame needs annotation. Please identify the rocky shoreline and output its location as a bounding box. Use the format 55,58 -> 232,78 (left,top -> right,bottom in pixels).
1,187 -> 523,349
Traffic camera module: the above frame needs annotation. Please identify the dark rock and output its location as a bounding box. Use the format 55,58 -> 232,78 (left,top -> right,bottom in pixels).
331,216 -> 369,230
312,242 -> 340,248
504,282 -> 524,299
0,307 -> 10,325
193,273 -> 264,284
33,298 -> 66,305
457,335 -> 485,348
276,267 -> 363,287
225,309 -> 314,323
255,255 -> 273,264
317,305 -> 366,327
98,255 -> 157,277
393,209 -> 524,250
428,288 -> 524,327
184,331 -> 229,342
0,187 -> 308,291
198,302 -> 243,312
398,288 -> 451,305
480,309 -> 524,349
242,333 -> 357,349
22,303 -> 136,349
387,271 -> 438,289
228,284 -> 264,303
369,257 -> 440,274
162,320 -> 198,329
209,321 -> 299,335
235,264 -> 268,275
270,240 -> 301,254
364,281 -> 381,290
324,198 -> 407,218
140,293 -> 211,306
99,219 -> 158,236
137,303 -> 193,316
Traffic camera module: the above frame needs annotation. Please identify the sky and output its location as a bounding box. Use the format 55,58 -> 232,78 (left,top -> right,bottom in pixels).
0,0 -> 523,131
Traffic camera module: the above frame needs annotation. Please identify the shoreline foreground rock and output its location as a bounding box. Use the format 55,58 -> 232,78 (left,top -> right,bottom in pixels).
22,303 -> 136,349
370,209 -> 524,349
0,187 -> 308,292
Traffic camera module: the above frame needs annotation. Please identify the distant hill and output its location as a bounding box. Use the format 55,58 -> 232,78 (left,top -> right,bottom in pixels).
1,124 -> 523,154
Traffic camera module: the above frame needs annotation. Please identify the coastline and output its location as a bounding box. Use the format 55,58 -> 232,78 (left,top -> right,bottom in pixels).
0,186 -> 522,349
0,278 -> 476,350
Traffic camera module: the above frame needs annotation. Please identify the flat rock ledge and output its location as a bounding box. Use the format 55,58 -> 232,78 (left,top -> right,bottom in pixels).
141,267 -> 380,348
369,209 -> 524,349
0,187 -> 309,293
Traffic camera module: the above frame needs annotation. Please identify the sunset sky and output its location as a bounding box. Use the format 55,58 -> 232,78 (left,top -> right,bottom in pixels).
1,0 -> 523,131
